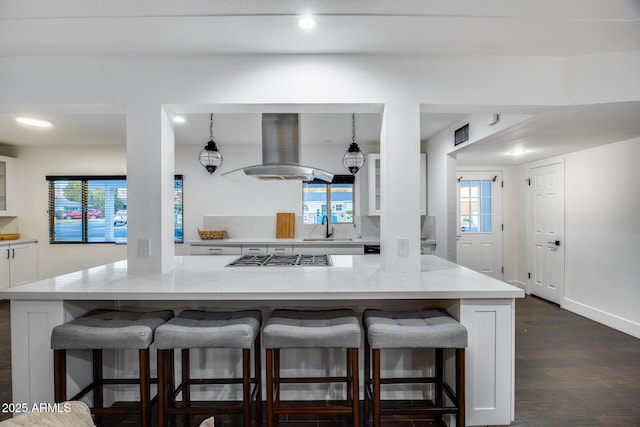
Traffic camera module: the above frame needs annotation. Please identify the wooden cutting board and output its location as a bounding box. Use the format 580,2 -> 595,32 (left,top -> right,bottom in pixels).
276,213 -> 295,238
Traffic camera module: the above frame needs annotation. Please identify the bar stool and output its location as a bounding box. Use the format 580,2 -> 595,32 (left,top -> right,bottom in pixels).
362,309 -> 468,427
154,309 -> 262,427
51,308 -> 175,427
263,308 -> 361,427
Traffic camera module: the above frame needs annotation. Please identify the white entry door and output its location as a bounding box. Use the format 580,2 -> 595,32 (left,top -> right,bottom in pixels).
530,162 -> 565,304
456,171 -> 503,279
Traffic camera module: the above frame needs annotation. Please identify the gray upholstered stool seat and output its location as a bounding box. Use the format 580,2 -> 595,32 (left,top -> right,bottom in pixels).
363,308 -> 468,349
263,308 -> 361,349
51,308 -> 174,350
362,308 -> 468,427
51,309 -> 174,427
263,309 -> 361,427
154,309 -> 262,349
155,309 -> 263,427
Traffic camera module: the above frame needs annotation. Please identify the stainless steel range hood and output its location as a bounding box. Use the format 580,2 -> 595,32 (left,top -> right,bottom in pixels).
223,114 -> 334,182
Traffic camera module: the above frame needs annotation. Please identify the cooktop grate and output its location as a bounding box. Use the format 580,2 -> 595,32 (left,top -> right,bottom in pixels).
226,254 -> 332,267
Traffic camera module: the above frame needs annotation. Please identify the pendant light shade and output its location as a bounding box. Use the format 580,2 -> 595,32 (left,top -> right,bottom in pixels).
342,114 -> 365,175
199,114 -> 223,174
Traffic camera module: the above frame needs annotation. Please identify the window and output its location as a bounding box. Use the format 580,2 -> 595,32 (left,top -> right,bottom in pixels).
459,178 -> 492,233
302,175 -> 354,224
47,175 -> 183,243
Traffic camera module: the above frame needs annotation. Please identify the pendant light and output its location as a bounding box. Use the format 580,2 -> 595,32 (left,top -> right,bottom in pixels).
342,113 -> 365,175
199,113 -> 223,174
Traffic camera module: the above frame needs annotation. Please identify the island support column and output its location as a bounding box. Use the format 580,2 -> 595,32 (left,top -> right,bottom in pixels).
379,102 -> 422,273
126,103 -> 176,275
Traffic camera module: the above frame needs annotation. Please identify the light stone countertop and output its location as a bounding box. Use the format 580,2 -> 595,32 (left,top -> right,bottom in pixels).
188,237 -> 436,245
0,255 -> 522,301
0,238 -> 38,246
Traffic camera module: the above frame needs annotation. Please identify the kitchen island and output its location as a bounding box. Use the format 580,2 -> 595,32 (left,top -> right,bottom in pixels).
1,254 -> 523,426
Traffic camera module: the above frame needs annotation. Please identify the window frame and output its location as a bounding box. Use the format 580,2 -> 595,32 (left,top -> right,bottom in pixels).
302,175 -> 355,224
46,175 -> 184,244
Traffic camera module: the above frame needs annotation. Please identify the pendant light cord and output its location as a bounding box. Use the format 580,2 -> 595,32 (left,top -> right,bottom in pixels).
351,113 -> 356,143
209,113 -> 214,140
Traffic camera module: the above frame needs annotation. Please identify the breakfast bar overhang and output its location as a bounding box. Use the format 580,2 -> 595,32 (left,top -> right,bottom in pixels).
1,254 -> 524,426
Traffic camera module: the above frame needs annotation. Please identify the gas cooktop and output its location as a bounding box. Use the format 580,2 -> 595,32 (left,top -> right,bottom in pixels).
226,254 -> 332,267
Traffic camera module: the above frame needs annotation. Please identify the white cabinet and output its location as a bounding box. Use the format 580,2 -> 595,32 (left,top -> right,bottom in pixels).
0,155 -> 18,217
293,244 -> 364,255
190,244 -> 242,255
367,153 -> 426,216
0,241 -> 37,288
268,244 -> 293,255
241,245 -> 268,256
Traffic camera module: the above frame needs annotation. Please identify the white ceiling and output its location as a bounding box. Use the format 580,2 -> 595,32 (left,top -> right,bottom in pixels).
1,0 -> 639,164
1,0 -> 639,56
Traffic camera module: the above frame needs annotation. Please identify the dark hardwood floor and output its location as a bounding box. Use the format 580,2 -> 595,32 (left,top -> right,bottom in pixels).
1,296 -> 639,426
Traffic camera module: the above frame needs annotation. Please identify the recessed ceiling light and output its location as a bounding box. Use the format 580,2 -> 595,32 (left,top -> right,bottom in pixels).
298,16 -> 316,30
173,116 -> 186,124
509,148 -> 528,156
15,116 -> 52,128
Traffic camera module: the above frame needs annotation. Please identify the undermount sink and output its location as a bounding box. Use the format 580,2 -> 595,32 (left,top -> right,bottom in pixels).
302,237 -> 352,242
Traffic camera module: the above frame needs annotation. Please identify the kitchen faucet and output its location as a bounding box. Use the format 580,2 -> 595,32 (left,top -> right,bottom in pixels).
321,215 -> 334,239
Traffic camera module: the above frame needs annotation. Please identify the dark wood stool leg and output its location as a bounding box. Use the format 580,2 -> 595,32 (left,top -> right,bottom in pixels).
157,349 -> 168,427
181,349 -> 190,427
266,348 -> 274,427
457,348 -> 466,427
274,348 -> 280,410
435,348 -> 444,408
346,347 -> 353,408
372,348 -> 381,427
351,348 -> 360,427
139,349 -> 151,427
242,348 -> 251,427
53,349 -> 67,403
254,334 -> 263,425
364,334 -> 370,425
93,349 -> 104,426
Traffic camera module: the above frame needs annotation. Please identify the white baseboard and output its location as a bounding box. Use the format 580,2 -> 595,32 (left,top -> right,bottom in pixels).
562,298 -> 640,339
507,280 -> 526,291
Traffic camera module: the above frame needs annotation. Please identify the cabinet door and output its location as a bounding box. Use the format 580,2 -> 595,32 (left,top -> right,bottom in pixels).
268,245 -> 293,255
241,245 -> 268,256
190,245 -> 242,255
367,154 -> 381,215
0,247 -> 10,288
294,244 -> 364,255
367,153 -> 426,216
0,156 -> 18,216
10,243 -> 38,287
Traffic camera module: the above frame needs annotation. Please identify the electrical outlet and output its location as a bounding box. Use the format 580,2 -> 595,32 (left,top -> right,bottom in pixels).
138,238 -> 150,258
397,238 -> 409,257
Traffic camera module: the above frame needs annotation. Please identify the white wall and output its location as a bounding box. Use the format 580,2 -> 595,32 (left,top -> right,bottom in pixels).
561,138 -> 640,336
2,51 -> 640,275
12,141 -> 375,279
15,144 -> 128,278
175,142 -> 373,242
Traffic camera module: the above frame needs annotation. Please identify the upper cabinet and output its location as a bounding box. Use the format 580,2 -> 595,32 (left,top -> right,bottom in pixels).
0,156 -> 18,217
366,153 -> 426,216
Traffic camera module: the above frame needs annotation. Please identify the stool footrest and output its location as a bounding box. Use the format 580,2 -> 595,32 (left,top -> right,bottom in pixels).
276,376 -> 348,384
274,405 -> 355,415
371,376 -> 438,385
165,404 -> 245,415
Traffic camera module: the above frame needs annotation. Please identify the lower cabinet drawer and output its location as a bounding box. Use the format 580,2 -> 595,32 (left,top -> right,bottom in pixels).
241,245 -> 268,256
190,245 -> 242,255
268,245 -> 293,255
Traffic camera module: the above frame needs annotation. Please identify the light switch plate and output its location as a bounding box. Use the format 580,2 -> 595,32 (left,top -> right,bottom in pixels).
138,238 -> 150,258
397,238 -> 409,257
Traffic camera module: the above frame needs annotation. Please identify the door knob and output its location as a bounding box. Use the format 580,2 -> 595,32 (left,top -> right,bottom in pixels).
547,240 -> 560,246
